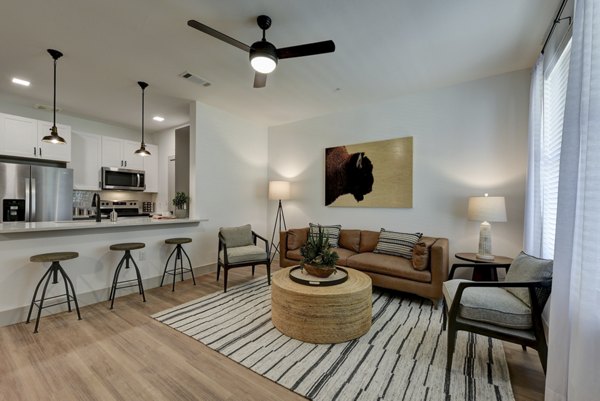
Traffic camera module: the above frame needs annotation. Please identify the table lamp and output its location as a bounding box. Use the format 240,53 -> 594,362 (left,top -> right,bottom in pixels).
269,181 -> 291,262
468,194 -> 507,260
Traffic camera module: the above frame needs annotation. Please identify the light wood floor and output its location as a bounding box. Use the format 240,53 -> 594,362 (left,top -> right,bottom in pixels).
0,266 -> 545,401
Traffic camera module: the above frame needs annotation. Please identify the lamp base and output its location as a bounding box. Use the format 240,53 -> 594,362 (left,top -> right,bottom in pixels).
475,253 -> 495,261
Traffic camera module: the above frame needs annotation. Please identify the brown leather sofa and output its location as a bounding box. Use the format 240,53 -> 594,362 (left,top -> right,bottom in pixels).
280,228 -> 449,306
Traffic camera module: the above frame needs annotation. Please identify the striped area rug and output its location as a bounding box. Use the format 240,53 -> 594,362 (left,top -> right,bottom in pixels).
153,279 -> 514,401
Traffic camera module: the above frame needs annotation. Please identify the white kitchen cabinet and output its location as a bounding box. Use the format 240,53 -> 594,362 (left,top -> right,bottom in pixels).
101,137 -> 144,170
70,131 -> 102,190
38,120 -> 72,162
0,113 -> 71,162
144,143 -> 158,192
0,113 -> 38,158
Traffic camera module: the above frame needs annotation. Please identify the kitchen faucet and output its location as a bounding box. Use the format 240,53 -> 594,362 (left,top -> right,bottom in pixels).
92,193 -> 101,222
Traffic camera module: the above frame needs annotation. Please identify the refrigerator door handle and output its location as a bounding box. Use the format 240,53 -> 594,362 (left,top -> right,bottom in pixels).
30,178 -> 36,222
25,178 -> 30,222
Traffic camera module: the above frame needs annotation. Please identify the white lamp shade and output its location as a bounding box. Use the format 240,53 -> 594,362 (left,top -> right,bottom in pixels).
468,196 -> 507,222
269,181 -> 290,200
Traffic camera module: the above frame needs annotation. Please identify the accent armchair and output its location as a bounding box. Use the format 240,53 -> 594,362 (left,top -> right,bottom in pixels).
442,252 -> 552,373
217,224 -> 271,292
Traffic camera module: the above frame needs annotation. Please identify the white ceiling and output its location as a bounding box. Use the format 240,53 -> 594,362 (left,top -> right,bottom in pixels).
0,0 -> 560,133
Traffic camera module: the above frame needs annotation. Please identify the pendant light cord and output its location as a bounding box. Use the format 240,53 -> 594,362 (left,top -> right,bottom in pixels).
141,86 -> 145,146
53,58 -> 57,128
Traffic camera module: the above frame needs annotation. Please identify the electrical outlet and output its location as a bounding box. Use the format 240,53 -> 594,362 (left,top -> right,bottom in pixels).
139,250 -> 145,261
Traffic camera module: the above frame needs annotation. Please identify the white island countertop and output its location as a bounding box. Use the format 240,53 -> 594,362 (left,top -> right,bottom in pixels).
0,217 -> 206,234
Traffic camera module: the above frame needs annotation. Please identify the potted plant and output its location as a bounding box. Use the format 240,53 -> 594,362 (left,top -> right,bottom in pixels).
300,227 -> 340,278
172,192 -> 189,218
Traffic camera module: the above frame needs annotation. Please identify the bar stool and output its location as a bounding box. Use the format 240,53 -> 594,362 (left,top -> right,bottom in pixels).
27,252 -> 81,333
160,238 -> 196,291
108,242 -> 146,309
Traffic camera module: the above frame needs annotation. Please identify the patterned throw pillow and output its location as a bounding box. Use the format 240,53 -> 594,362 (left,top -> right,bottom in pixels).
374,229 -> 423,260
309,223 -> 342,248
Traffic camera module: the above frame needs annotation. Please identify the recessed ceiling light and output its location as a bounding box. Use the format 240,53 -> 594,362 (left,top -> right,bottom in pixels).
12,77 -> 30,87
153,116 -> 165,122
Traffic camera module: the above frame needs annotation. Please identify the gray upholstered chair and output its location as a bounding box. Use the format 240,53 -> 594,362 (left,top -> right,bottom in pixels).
217,224 -> 270,292
442,252 -> 552,373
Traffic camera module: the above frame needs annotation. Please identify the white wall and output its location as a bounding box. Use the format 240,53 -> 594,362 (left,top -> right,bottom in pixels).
154,125 -> 177,211
268,69 -> 531,261
189,101 -> 269,266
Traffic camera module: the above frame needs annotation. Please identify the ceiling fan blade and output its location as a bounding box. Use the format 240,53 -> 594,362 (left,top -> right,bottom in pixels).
187,20 -> 251,52
253,73 -> 267,88
276,40 -> 335,59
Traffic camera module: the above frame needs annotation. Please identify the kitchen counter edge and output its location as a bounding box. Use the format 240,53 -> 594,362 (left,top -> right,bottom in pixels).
0,217 -> 207,234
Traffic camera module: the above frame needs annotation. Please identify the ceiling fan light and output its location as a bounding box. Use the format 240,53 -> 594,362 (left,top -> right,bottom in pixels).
250,55 -> 277,74
250,41 -> 278,74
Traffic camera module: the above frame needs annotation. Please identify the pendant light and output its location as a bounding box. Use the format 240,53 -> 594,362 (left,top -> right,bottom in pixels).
134,81 -> 151,157
42,49 -> 66,144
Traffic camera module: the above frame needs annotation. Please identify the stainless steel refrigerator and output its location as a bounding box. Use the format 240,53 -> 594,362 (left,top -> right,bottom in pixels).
0,162 -> 73,222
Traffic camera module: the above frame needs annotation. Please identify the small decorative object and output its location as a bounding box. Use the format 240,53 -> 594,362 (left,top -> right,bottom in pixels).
300,226 -> 339,278
172,192 -> 189,218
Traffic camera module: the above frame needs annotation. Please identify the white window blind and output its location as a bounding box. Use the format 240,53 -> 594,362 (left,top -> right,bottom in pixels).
541,40 -> 571,259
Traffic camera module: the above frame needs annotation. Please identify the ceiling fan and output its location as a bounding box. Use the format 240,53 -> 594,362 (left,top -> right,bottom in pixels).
187,15 -> 335,88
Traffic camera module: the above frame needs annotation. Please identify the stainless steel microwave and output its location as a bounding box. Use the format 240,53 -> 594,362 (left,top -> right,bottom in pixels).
101,167 -> 145,191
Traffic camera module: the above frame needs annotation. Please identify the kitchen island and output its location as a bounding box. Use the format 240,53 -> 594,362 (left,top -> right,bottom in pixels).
0,216 -> 212,327
0,217 -> 205,234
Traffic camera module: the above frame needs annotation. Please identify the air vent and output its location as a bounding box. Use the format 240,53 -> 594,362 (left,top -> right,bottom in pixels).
179,71 -> 211,87
34,104 -> 62,112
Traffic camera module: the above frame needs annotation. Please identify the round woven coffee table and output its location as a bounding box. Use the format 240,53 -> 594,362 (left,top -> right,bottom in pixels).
271,267 -> 372,344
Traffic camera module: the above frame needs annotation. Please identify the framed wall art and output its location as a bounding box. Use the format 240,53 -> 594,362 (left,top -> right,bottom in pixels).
325,136 -> 413,208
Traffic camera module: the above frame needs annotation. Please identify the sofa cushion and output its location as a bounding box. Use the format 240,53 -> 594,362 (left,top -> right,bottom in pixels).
359,230 -> 380,253
347,252 -> 431,283
373,229 -> 422,259
309,223 -> 342,248
220,224 -> 253,247
287,228 -> 308,251
339,230 -> 361,252
443,279 -> 533,329
505,251 -> 553,307
332,248 -> 356,266
220,245 -> 267,264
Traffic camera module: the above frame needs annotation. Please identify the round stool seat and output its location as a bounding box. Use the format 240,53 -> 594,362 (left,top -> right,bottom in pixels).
30,252 -> 79,263
110,242 -> 145,251
165,237 -> 192,245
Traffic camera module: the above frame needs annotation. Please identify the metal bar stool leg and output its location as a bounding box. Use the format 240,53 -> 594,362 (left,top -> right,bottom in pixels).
129,255 -> 146,302
172,247 -> 178,291
33,264 -> 57,333
109,256 -> 126,309
26,265 -> 53,324
160,247 -> 177,287
58,266 -> 72,312
181,246 -> 196,285
59,265 -> 81,320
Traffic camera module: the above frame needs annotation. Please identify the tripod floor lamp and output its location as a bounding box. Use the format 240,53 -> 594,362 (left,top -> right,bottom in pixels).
269,181 -> 290,263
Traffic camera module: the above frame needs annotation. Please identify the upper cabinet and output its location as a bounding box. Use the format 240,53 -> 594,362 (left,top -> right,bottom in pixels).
101,137 -> 144,170
70,131 -> 102,190
144,144 -> 158,193
0,113 -> 71,162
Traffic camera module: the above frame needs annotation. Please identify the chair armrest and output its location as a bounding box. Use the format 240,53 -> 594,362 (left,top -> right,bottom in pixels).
253,231 -> 269,253
448,262 -> 510,280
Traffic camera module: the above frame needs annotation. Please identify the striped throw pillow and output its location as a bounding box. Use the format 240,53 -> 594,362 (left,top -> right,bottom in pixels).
374,229 -> 423,259
309,223 -> 342,248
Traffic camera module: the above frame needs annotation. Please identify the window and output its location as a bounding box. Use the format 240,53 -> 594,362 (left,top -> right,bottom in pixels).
540,40 -> 571,258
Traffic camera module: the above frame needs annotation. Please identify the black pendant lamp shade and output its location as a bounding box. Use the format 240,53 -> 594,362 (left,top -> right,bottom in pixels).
134,81 -> 151,157
42,49 -> 66,145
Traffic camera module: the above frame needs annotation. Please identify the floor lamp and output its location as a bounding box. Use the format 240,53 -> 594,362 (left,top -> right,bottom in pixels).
269,181 -> 290,263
